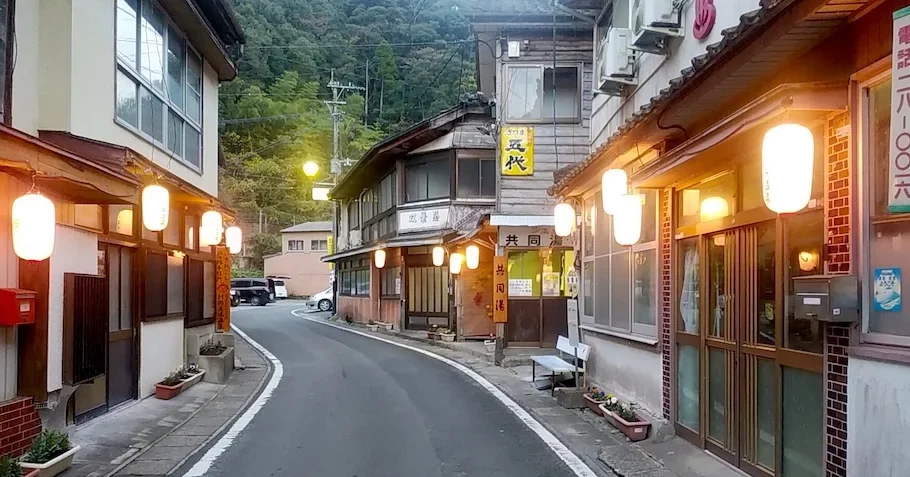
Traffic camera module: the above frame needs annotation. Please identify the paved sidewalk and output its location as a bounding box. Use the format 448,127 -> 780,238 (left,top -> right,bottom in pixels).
63,332 -> 270,477
319,316 -> 742,477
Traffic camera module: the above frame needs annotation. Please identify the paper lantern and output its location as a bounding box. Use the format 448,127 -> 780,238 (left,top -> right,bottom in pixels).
225,226 -> 242,254
798,251 -> 819,272
612,194 -> 642,246
763,123 -> 814,213
115,208 -> 133,235
432,246 -> 445,267
554,203 -> 575,237
466,245 -> 480,270
12,192 -> 55,261
700,197 -> 730,222
601,169 -> 628,215
142,184 -> 169,232
374,249 -> 386,269
450,252 -> 464,275
200,210 -> 224,246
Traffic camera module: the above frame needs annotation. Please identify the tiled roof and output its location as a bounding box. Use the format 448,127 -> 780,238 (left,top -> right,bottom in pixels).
548,2 -> 781,196
280,221 -> 333,233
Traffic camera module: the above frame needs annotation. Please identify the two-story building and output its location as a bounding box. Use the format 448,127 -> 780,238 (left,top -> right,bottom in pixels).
264,221 -> 333,297
0,0 -> 243,441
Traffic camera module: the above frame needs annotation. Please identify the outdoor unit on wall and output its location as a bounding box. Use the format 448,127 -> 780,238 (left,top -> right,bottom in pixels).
630,0 -> 682,54
596,28 -> 638,96
349,230 -> 362,248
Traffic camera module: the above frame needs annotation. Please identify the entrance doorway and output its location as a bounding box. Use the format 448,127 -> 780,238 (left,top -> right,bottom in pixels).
504,249 -> 574,347
405,251 -> 450,330
106,245 -> 135,408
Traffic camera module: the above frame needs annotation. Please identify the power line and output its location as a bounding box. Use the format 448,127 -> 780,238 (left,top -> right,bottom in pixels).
404,41 -> 466,120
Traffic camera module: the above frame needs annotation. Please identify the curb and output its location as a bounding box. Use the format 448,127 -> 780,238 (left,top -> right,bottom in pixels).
373,328 -> 495,363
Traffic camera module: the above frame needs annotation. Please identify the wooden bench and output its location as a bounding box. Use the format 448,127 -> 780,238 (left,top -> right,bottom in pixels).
531,336 -> 591,396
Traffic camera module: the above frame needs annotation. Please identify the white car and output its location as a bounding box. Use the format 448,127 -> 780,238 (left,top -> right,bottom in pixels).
306,288 -> 334,312
272,279 -> 288,299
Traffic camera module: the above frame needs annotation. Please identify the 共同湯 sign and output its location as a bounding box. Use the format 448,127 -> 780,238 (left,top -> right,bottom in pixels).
493,255 -> 508,323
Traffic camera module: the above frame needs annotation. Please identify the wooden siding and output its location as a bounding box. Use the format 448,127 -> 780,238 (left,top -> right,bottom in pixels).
497,34 -> 593,216
0,173 -> 25,400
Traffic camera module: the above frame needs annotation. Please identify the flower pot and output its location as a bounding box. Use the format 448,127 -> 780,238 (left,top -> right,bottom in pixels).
180,369 -> 206,391
21,445 -> 81,477
379,322 -> 393,331
440,333 -> 455,342
484,340 -> 496,353
427,331 -> 439,340
599,404 -> 650,442
367,324 -> 379,331
584,394 -> 607,416
155,382 -> 183,400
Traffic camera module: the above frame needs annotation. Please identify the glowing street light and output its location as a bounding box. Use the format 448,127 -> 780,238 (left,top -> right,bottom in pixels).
303,161 -> 320,178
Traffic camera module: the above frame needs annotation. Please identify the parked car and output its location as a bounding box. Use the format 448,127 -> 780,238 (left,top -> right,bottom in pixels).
268,277 -> 289,299
231,278 -> 271,306
306,288 -> 334,312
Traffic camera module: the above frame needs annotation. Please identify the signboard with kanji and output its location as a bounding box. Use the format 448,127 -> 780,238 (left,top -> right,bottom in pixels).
327,235 -> 334,269
493,255 -> 508,323
215,246 -> 231,332
890,6 -> 910,212
500,126 -> 534,176
498,226 -> 565,248
398,206 -> 450,233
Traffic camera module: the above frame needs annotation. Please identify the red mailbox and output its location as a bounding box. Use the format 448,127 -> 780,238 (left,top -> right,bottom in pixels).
0,289 -> 37,326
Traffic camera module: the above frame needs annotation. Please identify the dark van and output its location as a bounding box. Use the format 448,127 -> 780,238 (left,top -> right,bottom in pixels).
230,278 -> 272,306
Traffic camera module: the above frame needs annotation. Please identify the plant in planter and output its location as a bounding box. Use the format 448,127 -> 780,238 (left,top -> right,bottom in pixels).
598,397 -> 651,442
484,334 -> 496,353
427,325 -> 440,340
367,319 -> 379,332
583,387 -> 609,416
0,455 -> 31,477
179,362 -> 206,390
438,328 -> 456,342
21,430 -> 80,477
199,339 -> 227,356
155,370 -> 184,400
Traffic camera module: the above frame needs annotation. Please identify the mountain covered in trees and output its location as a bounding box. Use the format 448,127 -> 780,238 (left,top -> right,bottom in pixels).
220,0 -> 476,268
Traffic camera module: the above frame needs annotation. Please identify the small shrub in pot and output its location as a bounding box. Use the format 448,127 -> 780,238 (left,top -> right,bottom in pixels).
24,430 -> 71,465
0,455 -> 23,477
199,339 -> 227,356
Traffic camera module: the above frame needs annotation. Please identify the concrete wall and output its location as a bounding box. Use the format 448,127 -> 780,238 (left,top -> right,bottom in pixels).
582,331 -> 663,416
139,319 -> 184,398
264,230 -> 332,296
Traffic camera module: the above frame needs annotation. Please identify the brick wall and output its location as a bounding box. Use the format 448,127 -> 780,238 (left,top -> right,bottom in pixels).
825,324 -> 849,477
0,397 -> 41,457
660,189 -> 672,420
826,112 -> 851,275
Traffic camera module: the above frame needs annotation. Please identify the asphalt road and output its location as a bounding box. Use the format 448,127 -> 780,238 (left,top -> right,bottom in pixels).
180,302 -> 576,477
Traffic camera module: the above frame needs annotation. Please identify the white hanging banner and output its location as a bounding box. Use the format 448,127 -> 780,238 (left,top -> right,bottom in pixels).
889,6 -> 910,212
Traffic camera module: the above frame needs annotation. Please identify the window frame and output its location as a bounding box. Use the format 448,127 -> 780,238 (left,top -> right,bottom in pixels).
114,0 -> 204,172
288,240 -> 305,252
310,239 -> 328,252
338,258 -> 370,297
502,63 -> 583,124
456,154 -> 497,199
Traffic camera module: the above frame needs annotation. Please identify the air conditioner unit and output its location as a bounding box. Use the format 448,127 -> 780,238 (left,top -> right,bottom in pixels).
596,28 -> 637,96
630,0 -> 682,54
337,235 -> 349,251
349,230 -> 362,248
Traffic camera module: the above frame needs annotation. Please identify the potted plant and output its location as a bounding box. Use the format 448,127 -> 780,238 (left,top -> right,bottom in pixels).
484,334 -> 497,353
427,325 -> 440,340
583,387 -> 608,416
20,430 -> 80,477
378,322 -> 393,331
179,363 -> 206,390
155,370 -> 183,400
599,397 -> 651,442
438,328 -> 456,342
196,338 -> 234,384
0,455 -> 36,477
367,319 -> 379,332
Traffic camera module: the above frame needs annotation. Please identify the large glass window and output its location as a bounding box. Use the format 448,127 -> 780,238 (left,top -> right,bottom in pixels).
457,157 -> 496,198
406,159 -> 450,202
508,250 -> 575,297
116,0 -> 203,169
582,189 -> 659,337
339,259 -> 370,297
505,65 -> 580,123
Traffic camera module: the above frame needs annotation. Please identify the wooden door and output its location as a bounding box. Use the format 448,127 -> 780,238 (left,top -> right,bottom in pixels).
107,245 -> 135,408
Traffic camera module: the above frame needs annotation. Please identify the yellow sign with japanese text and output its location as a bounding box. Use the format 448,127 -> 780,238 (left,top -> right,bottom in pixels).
493,255 -> 508,323
215,246 -> 231,332
500,126 -> 534,176
327,235 -> 334,269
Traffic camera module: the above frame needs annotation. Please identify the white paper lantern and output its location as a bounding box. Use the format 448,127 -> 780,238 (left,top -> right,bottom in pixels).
225,226 -> 242,254
466,245 -> 480,270
763,123 -> 814,214
12,192 -> 55,261
374,249 -> 386,269
449,252 -> 464,275
601,169 -> 628,215
200,210 -> 224,246
432,246 -> 445,267
612,194 -> 642,246
142,184 -> 169,232
553,203 -> 575,237
700,197 -> 730,222
115,208 -> 133,235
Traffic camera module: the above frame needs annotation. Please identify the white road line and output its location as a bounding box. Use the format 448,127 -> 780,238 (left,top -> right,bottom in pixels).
181,324 -> 284,477
293,309 -> 599,477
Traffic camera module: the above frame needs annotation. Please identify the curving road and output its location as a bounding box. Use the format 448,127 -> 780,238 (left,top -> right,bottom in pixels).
177,302 -> 577,477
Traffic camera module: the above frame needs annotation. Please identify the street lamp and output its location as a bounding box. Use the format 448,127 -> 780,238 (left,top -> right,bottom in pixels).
303,161 -> 320,178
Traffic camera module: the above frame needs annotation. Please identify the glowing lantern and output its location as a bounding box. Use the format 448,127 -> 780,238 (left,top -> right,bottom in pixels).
12,192 -> 55,261
142,184 -> 169,232
601,169 -> 628,215
303,161 -> 320,177
763,123 -> 814,213
700,197 -> 730,222
374,249 -> 386,269
798,251 -> 819,272
449,252 -> 464,275
466,245 -> 480,270
553,203 -> 575,237
612,194 -> 642,246
225,226 -> 242,254
200,210 -> 224,246
115,208 -> 133,235
432,246 -> 445,267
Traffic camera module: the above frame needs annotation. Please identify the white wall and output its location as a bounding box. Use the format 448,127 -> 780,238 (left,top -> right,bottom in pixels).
847,357 -> 910,477
10,0 -> 41,135
139,319 -> 184,398
582,330 -> 663,415
591,0 -> 762,148
47,225 -> 98,393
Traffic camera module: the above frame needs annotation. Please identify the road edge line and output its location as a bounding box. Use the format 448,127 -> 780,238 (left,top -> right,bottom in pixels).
293,309 -> 599,477
180,324 -> 284,477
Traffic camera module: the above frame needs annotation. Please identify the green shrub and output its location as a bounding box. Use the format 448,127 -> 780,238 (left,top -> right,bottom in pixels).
0,455 -> 22,477
24,429 -> 71,464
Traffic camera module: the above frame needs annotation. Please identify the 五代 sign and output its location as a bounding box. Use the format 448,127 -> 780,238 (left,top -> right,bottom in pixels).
890,7 -> 910,213
501,126 -> 534,176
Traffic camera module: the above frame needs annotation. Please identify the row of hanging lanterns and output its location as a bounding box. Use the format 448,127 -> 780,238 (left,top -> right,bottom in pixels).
375,244 -> 480,275
141,184 -> 241,252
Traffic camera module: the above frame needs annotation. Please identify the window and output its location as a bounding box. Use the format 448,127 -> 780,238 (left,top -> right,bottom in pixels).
457,157 -> 496,198
348,201 -> 360,231
381,267 -> 400,296
311,239 -> 328,252
185,214 -> 198,251
288,240 -> 305,251
116,0 -> 203,169
508,249 -> 575,297
163,207 -> 180,246
582,189 -> 659,337
109,205 -> 135,236
406,158 -> 450,202
505,65 -> 580,123
144,251 -> 168,318
339,258 -> 370,297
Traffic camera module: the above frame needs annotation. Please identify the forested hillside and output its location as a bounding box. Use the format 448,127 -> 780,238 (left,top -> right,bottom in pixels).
220,0 -> 475,268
